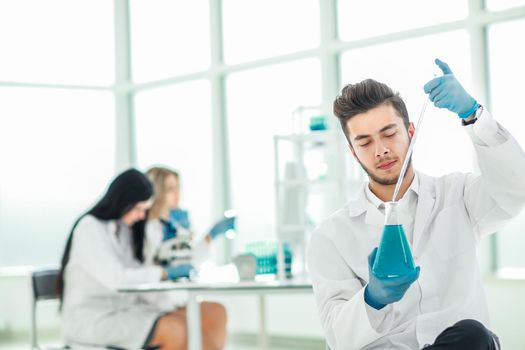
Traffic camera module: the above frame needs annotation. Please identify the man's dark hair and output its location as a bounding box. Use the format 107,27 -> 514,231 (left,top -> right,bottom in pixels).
333,79 -> 409,145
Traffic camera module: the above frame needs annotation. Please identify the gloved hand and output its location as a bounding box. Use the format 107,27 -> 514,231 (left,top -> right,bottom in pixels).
169,208 -> 190,229
165,263 -> 194,280
161,219 -> 178,241
364,247 -> 420,310
423,58 -> 479,119
209,216 -> 236,240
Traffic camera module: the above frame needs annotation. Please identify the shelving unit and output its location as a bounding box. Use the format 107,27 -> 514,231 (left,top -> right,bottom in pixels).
273,106 -> 349,280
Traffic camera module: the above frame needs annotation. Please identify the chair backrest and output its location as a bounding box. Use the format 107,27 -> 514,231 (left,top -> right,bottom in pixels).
32,268 -> 60,301
30,268 -> 63,350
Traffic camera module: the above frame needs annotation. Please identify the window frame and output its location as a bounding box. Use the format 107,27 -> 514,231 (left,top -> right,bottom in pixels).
1,0 -> 525,273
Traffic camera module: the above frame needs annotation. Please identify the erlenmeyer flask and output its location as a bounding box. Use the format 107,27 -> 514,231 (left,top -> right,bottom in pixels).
372,201 -> 415,278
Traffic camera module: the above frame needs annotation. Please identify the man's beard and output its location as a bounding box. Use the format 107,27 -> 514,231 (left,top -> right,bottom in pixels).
356,156 -> 412,186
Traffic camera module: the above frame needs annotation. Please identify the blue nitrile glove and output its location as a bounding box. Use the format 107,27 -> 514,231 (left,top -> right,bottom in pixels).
423,58 -> 479,119
209,216 -> 236,240
364,248 -> 421,310
169,208 -> 191,229
165,263 -> 194,280
161,219 -> 177,241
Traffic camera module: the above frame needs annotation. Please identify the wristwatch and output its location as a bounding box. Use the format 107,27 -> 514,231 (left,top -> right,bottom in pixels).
462,104 -> 483,126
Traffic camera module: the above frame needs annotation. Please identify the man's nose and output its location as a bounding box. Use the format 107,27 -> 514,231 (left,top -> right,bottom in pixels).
375,140 -> 390,157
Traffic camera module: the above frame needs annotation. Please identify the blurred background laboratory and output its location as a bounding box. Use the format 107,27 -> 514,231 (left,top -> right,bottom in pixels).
1,1 -> 525,349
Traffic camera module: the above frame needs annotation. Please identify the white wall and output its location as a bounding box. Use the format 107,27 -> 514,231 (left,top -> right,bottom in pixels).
0,273 -> 60,335
485,279 -> 525,349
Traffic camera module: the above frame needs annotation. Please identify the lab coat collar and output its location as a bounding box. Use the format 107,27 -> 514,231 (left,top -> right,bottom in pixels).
364,172 -> 420,210
347,172 -> 420,216
347,186 -> 385,228
347,172 -> 432,231
347,184 -> 369,218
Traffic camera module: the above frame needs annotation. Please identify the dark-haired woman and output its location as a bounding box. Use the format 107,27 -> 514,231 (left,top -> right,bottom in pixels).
58,169 -> 226,350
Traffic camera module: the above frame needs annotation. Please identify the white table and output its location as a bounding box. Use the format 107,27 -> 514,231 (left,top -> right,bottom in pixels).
119,279 -> 313,350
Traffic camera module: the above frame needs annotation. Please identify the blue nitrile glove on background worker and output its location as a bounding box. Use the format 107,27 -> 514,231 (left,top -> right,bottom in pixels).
167,208 -> 237,241
209,216 -> 236,240
164,263 -> 194,280
170,208 -> 236,240
161,218 -> 178,241
169,208 -> 191,230
365,248 -> 421,310
424,58 -> 479,119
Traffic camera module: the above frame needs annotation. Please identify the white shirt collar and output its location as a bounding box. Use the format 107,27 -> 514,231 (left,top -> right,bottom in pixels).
364,172 -> 420,210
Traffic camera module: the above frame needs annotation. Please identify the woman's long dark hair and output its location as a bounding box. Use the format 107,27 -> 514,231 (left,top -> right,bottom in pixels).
57,168 -> 153,304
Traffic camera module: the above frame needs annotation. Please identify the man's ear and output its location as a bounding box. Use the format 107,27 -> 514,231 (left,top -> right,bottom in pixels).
408,122 -> 415,139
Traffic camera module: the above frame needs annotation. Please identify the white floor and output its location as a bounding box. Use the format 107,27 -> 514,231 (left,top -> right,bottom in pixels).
0,328 -> 326,350
0,337 -> 312,350
0,343 -> 302,350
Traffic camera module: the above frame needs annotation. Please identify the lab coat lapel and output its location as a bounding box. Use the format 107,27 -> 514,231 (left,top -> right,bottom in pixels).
365,204 -> 385,228
413,173 -> 436,255
348,183 -> 384,229
107,221 -> 126,260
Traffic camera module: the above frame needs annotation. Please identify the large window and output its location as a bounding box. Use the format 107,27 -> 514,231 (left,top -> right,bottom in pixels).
340,30 -> 474,176
226,59 -> 322,247
0,0 -> 114,85
488,19 -> 525,274
222,0 -> 320,64
0,0 -> 116,268
134,81 -> 214,234
2,1 -> 525,275
337,0 -> 468,41
0,88 -> 115,265
486,0 -> 525,11
129,0 -> 210,82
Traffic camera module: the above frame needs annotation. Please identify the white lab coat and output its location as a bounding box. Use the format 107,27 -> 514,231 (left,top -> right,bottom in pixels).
307,109 -> 525,349
62,215 -> 175,349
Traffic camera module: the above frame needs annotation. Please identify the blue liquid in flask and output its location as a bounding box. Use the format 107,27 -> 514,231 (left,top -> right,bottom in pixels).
372,202 -> 416,278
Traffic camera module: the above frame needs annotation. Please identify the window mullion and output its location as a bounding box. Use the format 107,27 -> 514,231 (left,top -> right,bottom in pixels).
114,0 -> 135,171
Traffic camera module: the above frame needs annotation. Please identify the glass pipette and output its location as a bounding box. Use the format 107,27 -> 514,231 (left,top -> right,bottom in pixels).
372,96 -> 431,278
392,96 -> 430,202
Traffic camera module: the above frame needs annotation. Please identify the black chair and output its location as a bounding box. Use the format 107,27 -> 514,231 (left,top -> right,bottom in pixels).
31,268 -> 69,350
31,268 -> 160,350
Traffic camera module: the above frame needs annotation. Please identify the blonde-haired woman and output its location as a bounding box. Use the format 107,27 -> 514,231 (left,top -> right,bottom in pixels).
145,166 -> 232,350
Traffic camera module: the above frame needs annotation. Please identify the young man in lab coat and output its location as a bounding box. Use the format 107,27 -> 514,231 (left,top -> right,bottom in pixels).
307,59 -> 525,350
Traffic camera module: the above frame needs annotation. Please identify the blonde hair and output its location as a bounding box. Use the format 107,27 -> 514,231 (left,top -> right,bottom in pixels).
146,166 -> 180,220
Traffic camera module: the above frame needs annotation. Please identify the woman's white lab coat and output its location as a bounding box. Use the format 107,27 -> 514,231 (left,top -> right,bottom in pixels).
307,110 -> 525,349
62,215 -> 175,349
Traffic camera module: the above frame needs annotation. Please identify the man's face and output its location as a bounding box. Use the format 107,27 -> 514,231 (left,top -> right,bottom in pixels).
346,103 -> 414,186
